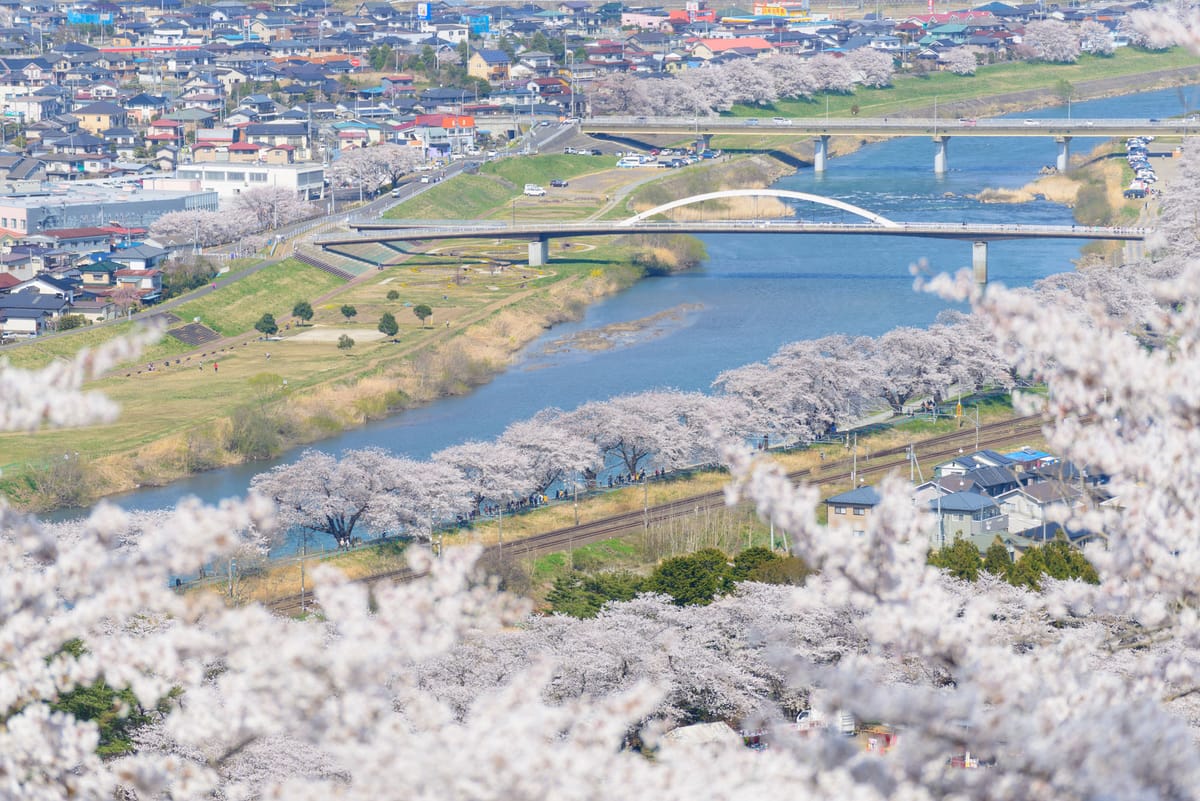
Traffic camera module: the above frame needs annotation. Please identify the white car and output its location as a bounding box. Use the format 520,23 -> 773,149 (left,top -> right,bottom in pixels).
771,116 -> 791,125
1023,119 -> 1039,126
523,184 -> 546,197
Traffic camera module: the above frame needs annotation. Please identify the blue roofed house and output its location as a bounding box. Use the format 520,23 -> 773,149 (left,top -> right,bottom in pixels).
825,485 -> 882,536
935,449 -> 1015,477
930,490 -> 1007,550
0,286 -> 70,337
468,48 -> 511,81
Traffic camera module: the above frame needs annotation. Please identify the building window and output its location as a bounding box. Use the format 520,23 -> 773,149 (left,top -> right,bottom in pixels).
853,508 -> 865,516
249,172 -> 267,182
834,506 -> 846,515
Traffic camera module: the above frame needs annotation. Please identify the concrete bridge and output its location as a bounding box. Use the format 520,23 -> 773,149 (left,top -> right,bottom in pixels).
319,189 -> 1147,285
579,115 -> 1196,174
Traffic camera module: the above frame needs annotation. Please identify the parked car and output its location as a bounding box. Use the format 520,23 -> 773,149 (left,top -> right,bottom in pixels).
616,156 -> 643,167
523,183 -> 546,196
589,148 -> 603,156
549,179 -> 568,187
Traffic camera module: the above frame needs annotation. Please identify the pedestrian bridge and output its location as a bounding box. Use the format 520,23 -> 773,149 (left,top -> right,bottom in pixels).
317,188 -> 1148,284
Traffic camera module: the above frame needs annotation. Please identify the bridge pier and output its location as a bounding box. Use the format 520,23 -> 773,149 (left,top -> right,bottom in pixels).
933,136 -> 950,175
1055,136 -> 1072,172
813,135 -> 830,173
973,241 -> 988,287
528,237 -> 549,266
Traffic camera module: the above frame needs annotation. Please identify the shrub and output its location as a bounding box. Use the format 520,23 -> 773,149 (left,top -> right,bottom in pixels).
337,334 -> 355,350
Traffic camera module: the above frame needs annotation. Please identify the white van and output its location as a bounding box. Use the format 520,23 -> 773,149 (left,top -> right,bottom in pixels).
523,183 -> 546,196
616,156 -> 643,168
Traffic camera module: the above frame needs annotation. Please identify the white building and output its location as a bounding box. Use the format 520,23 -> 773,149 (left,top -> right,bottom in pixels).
165,163 -> 326,201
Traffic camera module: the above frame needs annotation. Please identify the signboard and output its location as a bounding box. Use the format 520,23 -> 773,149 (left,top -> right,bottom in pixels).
349,57 -> 361,67
417,2 -> 431,19
685,1 -> 699,10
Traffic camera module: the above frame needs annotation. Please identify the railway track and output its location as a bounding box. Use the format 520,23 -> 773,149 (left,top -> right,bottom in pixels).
266,414 -> 1046,616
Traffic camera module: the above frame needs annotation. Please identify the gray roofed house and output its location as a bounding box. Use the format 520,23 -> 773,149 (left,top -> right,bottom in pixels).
930,490 -> 1007,548
825,484 -> 882,536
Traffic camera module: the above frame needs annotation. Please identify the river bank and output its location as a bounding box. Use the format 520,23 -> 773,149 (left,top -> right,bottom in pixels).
16,78 -> 1195,515
6,254 -> 646,512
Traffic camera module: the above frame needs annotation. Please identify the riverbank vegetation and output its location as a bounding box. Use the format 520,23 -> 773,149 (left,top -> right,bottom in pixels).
0,246 -> 644,510
728,48 -> 1199,121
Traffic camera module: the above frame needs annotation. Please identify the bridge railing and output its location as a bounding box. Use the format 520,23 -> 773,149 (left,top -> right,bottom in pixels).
583,115 -> 1195,133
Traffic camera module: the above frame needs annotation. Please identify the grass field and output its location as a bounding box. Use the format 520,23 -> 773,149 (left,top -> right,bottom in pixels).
173,258 -> 346,336
480,153 -> 609,187
383,174 -> 515,220
725,48 -> 1200,120
1,319 -> 194,371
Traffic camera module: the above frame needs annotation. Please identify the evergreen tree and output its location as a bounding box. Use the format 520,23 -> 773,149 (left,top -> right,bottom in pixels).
928,538 -> 982,582
254,313 -> 278,336
649,548 -> 732,606
292,300 -> 314,324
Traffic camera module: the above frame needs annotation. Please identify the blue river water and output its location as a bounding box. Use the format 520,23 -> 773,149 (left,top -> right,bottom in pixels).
83,85 -> 1197,522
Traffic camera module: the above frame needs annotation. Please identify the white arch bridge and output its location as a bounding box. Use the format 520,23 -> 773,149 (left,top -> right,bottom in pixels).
318,189 -> 1148,283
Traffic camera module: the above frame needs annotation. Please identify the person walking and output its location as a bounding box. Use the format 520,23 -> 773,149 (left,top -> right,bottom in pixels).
213,362 -> 218,373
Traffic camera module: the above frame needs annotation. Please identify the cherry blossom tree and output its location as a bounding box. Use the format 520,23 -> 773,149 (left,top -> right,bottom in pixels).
328,143 -> 424,190
149,210 -> 245,247
718,60 -> 778,107
558,391 -> 708,478
1077,20 -> 1115,56
432,440 -> 537,512
498,418 -> 601,495
11,17 -> 1200,799
1022,19 -> 1081,63
250,447 -> 447,547
764,55 -> 821,100
806,53 -> 856,94
232,187 -> 316,232
713,335 -> 875,444
941,47 -> 978,76
844,48 -> 895,89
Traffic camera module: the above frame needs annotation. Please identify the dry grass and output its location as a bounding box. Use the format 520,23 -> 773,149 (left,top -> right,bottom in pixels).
653,195 -> 796,221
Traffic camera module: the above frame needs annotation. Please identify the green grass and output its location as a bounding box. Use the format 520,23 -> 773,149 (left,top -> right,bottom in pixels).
726,48 -> 1200,120
1,320 -> 193,371
383,174 -> 515,220
173,259 -> 345,336
480,154 -> 608,187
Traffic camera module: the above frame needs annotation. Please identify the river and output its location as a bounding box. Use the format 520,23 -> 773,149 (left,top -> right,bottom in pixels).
78,85 -> 1196,528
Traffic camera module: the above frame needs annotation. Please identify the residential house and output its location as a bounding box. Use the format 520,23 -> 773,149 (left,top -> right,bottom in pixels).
80,258 -> 123,290
0,287 -> 69,336
124,93 -> 171,124
935,449 -> 1016,477
71,100 -> 128,135
468,49 -> 511,81
114,268 -> 163,302
997,482 -> 1085,540
242,121 -> 310,151
930,490 -> 1007,549
8,273 -> 75,302
824,485 -> 881,536
108,244 -> 167,271
689,36 -> 775,60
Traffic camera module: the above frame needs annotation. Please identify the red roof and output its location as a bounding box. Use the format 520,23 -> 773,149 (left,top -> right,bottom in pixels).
269,144 -> 295,151
692,36 -> 773,52
150,119 -> 184,128
115,268 -> 160,278
40,227 -> 112,240
0,273 -> 20,290
229,142 -> 261,151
